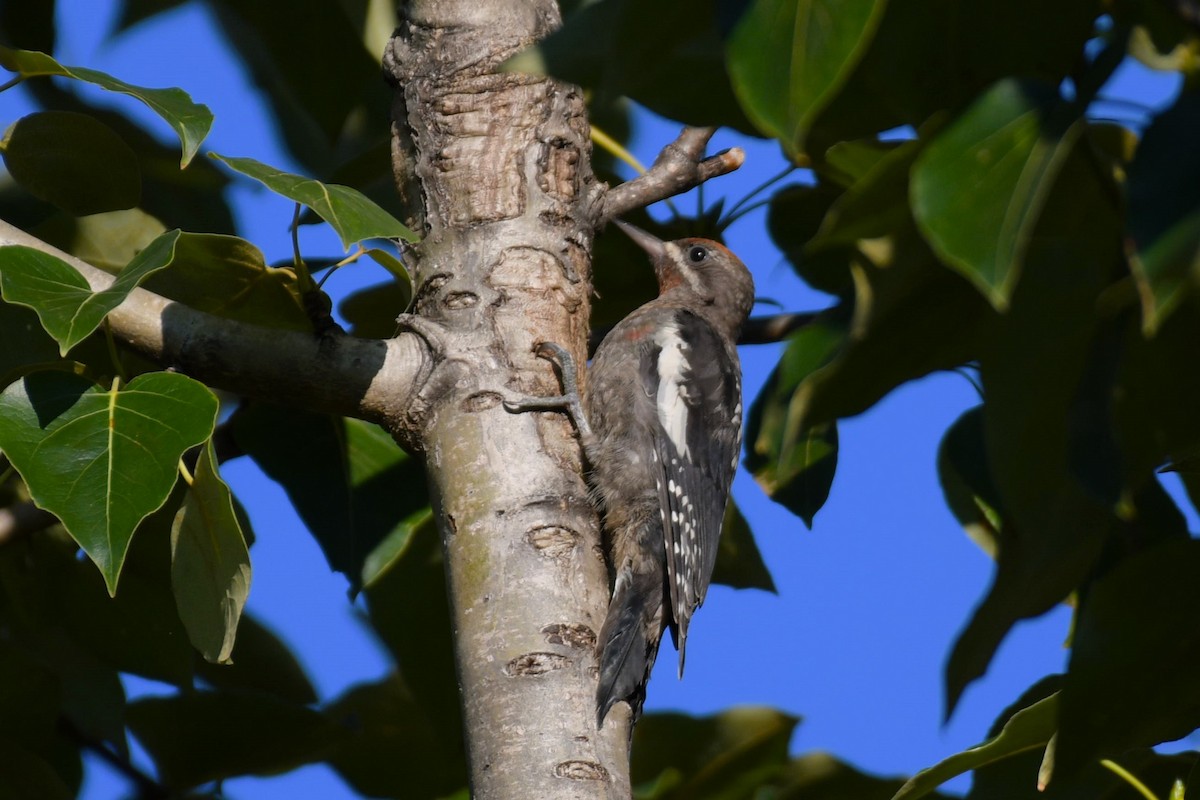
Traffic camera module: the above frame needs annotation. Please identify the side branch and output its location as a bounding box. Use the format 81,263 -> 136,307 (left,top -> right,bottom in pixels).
600,127 -> 744,221
0,221 -> 430,431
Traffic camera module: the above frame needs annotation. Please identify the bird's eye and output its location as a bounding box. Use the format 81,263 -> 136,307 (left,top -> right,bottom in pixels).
688,245 -> 708,263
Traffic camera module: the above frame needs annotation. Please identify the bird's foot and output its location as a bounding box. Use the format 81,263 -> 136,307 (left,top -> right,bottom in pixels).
503,342 -> 593,440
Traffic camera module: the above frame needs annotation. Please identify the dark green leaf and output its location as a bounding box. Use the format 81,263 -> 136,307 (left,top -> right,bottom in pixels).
34,207 -> 168,273
775,752 -> 951,800
0,301 -> 60,388
1057,539 -> 1200,777
0,371 -> 218,593
55,495 -> 196,685
0,46 -> 213,166
22,633 -> 128,757
710,500 -> 775,592
765,181 -> 854,296
1,111 -> 141,215
515,0 -> 758,135
142,232 -> 311,331
893,693 -> 1057,800
128,691 -> 345,789
0,230 -> 180,354
194,614 -> 317,706
340,282 -> 410,339
0,745 -> 73,800
792,141 -> 992,428
116,0 -> 189,30
727,0 -> 886,158
0,644 -> 61,746
937,406 -> 1002,560
805,0 -> 1098,153
911,79 -> 1080,309
171,439 -> 252,664
363,515 -> 461,748
206,0 -> 391,172
632,707 -> 798,799
1127,92 -> 1200,334
210,153 -> 418,248
744,321 -> 842,526
945,137 -> 1124,716
232,406 -> 429,591
324,674 -> 468,799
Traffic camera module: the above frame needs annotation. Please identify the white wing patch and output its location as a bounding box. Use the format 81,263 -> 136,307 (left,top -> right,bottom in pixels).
653,323 -> 691,460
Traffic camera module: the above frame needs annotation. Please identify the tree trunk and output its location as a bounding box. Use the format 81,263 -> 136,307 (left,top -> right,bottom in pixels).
384,1 -> 634,797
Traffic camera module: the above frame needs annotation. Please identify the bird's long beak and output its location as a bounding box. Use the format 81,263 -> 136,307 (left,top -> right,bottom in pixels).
613,220 -> 667,262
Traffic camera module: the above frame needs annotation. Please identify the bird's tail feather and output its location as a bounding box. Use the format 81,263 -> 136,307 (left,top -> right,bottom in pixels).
596,565 -> 663,728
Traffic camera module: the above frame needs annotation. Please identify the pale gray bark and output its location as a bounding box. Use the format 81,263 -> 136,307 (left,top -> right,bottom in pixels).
383,1 -> 744,798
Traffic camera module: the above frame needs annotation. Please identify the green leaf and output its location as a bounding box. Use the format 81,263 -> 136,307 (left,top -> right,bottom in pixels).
363,515 -> 461,748
937,407 -> 1003,560
142,232 -> 310,331
128,691 -> 345,789
765,181 -> 854,296
0,371 -> 218,593
1057,539 -> 1200,778
193,614 -> 317,706
631,706 -> 799,799
516,0 -> 760,135
232,405 -> 429,591
744,321 -> 842,526
710,500 -> 776,593
0,746 -> 73,800
727,0 -> 886,158
324,675 -> 468,799
35,208 -> 169,273
774,752 -> 949,800
339,282 -> 410,339
911,79 -> 1080,309
787,140 -> 993,429
0,46 -> 213,167
803,0 -> 1097,153
0,301 -> 60,388
171,439 -> 252,664
0,230 -> 181,354
944,134 -> 1123,717
209,153 -> 418,248
1127,93 -> 1200,335
1,111 -> 141,215
893,692 -> 1057,800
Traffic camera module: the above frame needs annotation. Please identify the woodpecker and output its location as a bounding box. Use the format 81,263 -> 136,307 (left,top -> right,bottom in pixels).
508,221 -> 754,726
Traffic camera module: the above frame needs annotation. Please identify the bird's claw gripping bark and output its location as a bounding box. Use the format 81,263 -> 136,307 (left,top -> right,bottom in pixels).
503,342 -> 593,440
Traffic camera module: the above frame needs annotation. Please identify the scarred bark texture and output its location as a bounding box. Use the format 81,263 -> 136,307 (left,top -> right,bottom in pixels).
384,2 -> 630,797
384,2 -> 746,797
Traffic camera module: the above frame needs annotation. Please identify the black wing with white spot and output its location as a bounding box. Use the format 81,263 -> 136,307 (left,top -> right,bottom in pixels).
641,309 -> 742,673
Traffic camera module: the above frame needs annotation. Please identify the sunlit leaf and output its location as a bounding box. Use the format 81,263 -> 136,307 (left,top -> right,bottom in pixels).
0,230 -> 180,354
1,111 -> 141,215
728,0 -> 886,158
210,153 -> 418,248
171,439 -> 252,664
893,692 -> 1057,800
0,46 -> 212,166
911,79 -> 1080,309
0,371 -> 218,593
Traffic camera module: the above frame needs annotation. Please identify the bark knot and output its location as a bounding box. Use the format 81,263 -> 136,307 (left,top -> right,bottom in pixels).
505,651 -> 572,676
554,760 -> 610,782
541,622 -> 596,650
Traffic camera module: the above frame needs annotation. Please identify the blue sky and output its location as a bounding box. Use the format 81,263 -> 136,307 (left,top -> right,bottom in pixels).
1,2 -> 1191,798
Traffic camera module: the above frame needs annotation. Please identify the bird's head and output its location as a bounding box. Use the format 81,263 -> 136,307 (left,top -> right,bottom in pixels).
613,220 -> 755,335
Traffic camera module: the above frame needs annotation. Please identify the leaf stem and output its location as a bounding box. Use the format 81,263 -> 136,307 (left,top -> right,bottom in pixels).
0,75 -> 23,94
178,457 -> 195,486
290,202 -> 315,292
720,164 -> 798,227
1101,759 -> 1161,800
102,319 -> 130,382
